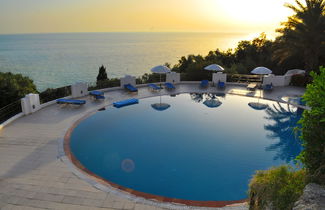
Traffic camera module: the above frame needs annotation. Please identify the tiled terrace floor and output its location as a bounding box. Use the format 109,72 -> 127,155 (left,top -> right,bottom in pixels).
0,83 -> 305,210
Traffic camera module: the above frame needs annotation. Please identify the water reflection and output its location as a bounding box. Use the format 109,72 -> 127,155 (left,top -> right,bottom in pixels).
264,102 -> 303,163
151,103 -> 171,111
190,93 -> 225,103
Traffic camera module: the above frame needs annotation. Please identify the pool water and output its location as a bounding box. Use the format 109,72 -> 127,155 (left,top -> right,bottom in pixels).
70,93 -> 302,201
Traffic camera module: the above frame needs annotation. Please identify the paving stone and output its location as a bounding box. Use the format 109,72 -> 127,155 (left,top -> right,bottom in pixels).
61,195 -> 85,205
122,201 -> 135,210
81,198 -> 104,207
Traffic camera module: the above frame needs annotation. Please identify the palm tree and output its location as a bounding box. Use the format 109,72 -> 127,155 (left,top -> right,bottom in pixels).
274,0 -> 325,72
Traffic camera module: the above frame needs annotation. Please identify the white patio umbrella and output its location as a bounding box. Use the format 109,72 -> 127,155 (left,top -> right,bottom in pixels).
251,66 -> 272,75
150,65 -> 171,106
204,64 -> 224,86
204,64 -> 224,72
151,65 -> 171,87
251,66 -> 273,104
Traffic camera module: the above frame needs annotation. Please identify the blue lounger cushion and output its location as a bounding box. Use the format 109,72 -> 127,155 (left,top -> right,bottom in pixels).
124,84 -> 138,92
218,81 -> 225,88
90,90 -> 105,99
164,82 -> 175,89
56,99 -> 86,105
200,80 -> 209,87
263,83 -> 273,91
95,95 -> 105,99
148,83 -> 161,90
113,98 -> 139,108
90,90 -> 104,96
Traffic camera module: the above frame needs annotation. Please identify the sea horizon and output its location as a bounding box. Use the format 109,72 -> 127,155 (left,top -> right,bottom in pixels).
0,31 -> 252,36
0,32 -> 256,91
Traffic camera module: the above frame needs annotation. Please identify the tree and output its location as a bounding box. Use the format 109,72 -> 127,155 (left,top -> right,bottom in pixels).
0,72 -> 37,108
298,66 -> 325,184
274,0 -> 325,72
96,65 -> 108,81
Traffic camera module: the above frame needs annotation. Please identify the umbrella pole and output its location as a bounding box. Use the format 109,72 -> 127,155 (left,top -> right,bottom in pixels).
160,74 -> 161,88
160,74 -> 162,104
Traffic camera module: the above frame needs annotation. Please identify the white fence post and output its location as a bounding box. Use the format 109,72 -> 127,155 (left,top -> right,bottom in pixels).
71,82 -> 88,98
120,75 -> 136,87
21,93 -> 40,115
212,72 -> 227,85
166,72 -> 180,84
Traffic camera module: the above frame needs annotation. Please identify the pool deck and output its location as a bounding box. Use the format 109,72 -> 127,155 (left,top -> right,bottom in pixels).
0,83 -> 305,210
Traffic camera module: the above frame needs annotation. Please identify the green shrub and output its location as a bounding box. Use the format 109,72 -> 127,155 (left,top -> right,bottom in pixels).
0,72 -> 37,108
298,66 -> 325,184
136,73 -> 164,84
249,166 -> 306,210
290,74 -> 310,87
88,78 -> 120,90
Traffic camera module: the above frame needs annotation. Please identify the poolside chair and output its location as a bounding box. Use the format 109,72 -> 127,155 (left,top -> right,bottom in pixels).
56,99 -> 86,105
164,82 -> 175,90
247,83 -> 258,91
217,81 -> 226,89
124,84 -> 138,92
89,90 -> 105,99
200,80 -> 209,88
113,98 -> 139,108
147,83 -> 162,91
263,83 -> 273,91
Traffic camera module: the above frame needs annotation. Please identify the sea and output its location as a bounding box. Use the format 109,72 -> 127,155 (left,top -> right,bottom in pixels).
0,32 -> 253,91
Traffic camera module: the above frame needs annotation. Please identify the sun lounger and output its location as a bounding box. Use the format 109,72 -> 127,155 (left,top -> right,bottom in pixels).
164,82 -> 175,90
263,83 -> 273,91
56,99 -> 86,105
113,98 -> 139,108
89,90 -> 105,99
247,83 -> 258,91
124,84 -> 138,92
148,83 -> 162,91
200,80 -> 209,88
218,81 -> 226,89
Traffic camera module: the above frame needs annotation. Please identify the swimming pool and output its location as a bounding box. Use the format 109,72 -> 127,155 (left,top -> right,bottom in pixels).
67,93 -> 302,204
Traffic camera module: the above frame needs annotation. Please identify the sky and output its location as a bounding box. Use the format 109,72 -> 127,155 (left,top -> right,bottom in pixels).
0,0 -> 296,36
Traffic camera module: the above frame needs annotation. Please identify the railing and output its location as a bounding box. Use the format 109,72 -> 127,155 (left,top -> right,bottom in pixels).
227,74 -> 262,83
0,100 -> 22,124
136,74 -> 166,84
88,79 -> 120,91
39,85 -> 71,104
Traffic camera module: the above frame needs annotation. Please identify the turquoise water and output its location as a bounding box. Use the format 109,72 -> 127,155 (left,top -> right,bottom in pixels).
0,32 -> 249,91
70,94 -> 303,201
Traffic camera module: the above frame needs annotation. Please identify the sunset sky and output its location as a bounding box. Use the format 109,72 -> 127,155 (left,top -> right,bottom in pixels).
0,0 -> 295,36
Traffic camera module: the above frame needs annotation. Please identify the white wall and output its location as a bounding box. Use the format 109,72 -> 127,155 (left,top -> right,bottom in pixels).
263,74 -> 291,86
120,75 -> 136,87
21,93 -> 40,115
71,82 -> 88,98
212,72 -> 227,85
166,72 -> 180,84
